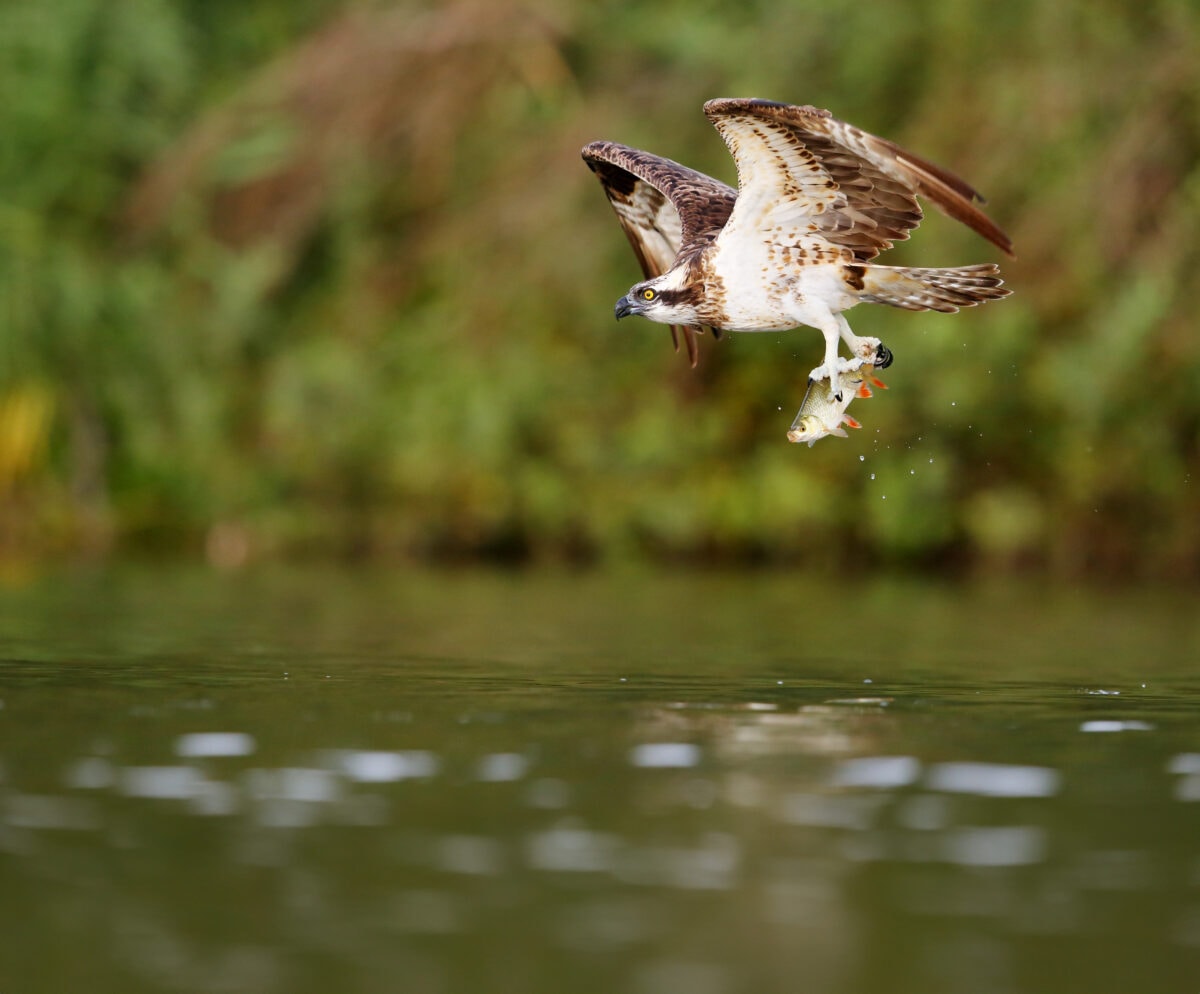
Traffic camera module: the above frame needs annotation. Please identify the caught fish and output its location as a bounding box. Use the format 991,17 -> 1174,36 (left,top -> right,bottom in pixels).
786,362 -> 887,446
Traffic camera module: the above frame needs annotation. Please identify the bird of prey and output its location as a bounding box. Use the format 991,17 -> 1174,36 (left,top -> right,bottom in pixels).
582,98 -> 1013,400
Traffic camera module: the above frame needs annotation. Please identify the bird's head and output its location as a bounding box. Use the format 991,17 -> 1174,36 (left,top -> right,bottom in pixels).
613,270 -> 698,326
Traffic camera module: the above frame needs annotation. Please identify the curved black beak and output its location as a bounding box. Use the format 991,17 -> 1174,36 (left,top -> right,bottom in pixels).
614,295 -> 635,321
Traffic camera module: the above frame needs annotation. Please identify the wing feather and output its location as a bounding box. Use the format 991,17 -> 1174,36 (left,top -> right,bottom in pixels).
702,98 -> 1014,261
582,141 -> 736,365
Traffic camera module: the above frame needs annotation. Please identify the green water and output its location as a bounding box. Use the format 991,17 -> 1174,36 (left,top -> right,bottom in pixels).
1,565 -> 1199,993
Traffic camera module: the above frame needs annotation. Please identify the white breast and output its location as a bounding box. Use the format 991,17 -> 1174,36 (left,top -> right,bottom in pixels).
708,236 -> 856,332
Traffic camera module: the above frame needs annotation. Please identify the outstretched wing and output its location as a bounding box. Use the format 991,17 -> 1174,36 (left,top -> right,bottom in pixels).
703,98 -> 1014,262
582,141 -> 736,366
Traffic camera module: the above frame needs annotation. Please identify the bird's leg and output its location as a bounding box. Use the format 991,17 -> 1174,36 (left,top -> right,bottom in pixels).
836,314 -> 891,368
807,313 -> 862,401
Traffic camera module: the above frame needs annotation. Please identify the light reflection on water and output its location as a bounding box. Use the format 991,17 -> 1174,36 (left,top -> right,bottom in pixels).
1,565 -> 1199,994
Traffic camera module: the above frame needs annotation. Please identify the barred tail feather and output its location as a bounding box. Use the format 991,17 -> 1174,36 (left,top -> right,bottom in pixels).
860,263 -> 1009,313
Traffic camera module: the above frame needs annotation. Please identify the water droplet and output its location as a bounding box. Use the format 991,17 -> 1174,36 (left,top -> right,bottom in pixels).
859,455 -> 865,462
881,494 -> 887,500
869,473 -> 875,480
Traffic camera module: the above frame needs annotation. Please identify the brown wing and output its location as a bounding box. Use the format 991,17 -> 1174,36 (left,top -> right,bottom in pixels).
702,98 -> 1014,261
582,141 -> 737,366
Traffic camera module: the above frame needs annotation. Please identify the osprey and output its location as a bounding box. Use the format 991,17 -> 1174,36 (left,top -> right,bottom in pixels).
583,98 -> 1013,400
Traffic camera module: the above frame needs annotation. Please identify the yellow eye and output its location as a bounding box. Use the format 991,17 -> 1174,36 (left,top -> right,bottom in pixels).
642,288 -> 656,301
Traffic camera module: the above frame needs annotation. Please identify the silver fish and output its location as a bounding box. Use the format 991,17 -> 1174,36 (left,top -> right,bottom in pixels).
787,363 -> 887,446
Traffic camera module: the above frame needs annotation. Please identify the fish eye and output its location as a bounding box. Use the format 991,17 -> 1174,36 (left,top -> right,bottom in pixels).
642,288 -> 656,301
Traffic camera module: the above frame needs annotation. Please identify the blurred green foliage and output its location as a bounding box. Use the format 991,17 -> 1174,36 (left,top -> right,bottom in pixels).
1,0 -> 1197,576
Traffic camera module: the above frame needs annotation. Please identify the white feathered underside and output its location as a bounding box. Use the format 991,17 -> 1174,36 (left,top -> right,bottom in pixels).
716,119 -> 886,254
722,126 -> 839,232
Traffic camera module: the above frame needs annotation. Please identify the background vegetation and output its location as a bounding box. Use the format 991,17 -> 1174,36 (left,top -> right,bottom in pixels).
1,0 -> 1197,577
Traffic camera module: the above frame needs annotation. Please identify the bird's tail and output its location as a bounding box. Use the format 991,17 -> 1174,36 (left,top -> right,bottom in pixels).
860,263 -> 1009,313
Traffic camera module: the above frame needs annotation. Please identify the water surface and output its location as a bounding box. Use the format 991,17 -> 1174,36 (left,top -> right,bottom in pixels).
1,565 -> 1198,993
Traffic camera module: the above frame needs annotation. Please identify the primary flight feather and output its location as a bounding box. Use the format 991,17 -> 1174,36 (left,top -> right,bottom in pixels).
582,98 -> 1013,400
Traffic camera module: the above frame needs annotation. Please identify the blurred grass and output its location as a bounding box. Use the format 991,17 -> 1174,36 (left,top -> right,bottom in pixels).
0,0 -> 1197,577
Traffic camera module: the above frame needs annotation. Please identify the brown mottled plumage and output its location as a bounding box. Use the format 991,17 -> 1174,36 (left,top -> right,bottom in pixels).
582,143 -> 736,365
583,99 -> 1013,392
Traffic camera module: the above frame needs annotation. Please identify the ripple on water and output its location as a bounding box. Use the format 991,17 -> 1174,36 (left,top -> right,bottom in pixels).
629,742 -> 702,769
924,761 -> 1061,798
174,732 -> 256,758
